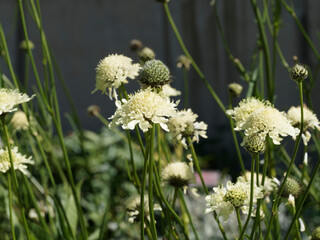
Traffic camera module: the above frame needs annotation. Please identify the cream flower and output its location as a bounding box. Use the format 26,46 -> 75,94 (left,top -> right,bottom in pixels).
0,147 -> 34,175
226,98 -> 271,130
95,54 -> 140,99
109,88 -> 177,132
161,162 -> 195,190
205,176 -> 264,221
241,106 -> 299,145
11,111 -> 29,131
161,84 -> 181,98
287,106 -> 320,145
244,171 -> 278,196
0,88 -> 34,116
168,109 -> 207,149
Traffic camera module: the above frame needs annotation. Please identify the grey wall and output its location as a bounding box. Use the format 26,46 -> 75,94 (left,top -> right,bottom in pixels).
1,0 -> 320,140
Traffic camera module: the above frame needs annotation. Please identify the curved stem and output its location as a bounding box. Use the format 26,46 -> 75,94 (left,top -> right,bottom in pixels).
163,3 -> 226,114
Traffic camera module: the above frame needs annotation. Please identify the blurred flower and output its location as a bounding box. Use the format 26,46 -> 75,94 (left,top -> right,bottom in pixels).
0,88 -> 35,116
95,54 -> 140,99
161,84 -> 181,98
242,106 -> 299,145
87,105 -> 100,117
290,63 -> 308,82
11,111 -> 29,131
0,147 -> 34,175
312,226 -> 320,240
226,97 -> 271,131
28,200 -> 55,221
244,171 -> 278,196
130,39 -> 143,51
109,88 -> 177,132
287,194 -> 295,207
161,162 -> 194,190
176,55 -> 191,70
281,177 -> 303,198
205,176 -> 264,221
19,39 -> 35,51
287,106 -> 320,145
168,109 -> 207,149
138,47 -> 155,64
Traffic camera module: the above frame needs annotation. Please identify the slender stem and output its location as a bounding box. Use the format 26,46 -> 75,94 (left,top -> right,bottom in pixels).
264,81 -> 304,240
183,68 -> 189,108
163,3 -> 226,114
236,208 -> 243,234
239,154 -> 255,240
7,174 -> 16,240
127,130 -> 141,188
148,125 -> 158,239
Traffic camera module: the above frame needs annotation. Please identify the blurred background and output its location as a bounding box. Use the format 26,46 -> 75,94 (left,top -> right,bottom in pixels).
1,0 -> 320,170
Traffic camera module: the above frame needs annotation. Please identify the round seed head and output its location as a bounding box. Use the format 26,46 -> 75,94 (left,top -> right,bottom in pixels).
312,226 -> 320,240
290,63 -> 308,82
241,133 -> 266,155
139,60 -> 171,87
281,177 -> 302,198
224,187 -> 247,207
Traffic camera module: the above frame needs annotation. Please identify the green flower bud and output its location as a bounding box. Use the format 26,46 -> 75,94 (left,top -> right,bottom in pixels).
312,226 -> 320,240
20,39 -> 35,51
241,134 -> 266,155
139,59 -> 171,87
290,63 -> 308,82
138,47 -> 156,64
228,82 -> 243,98
130,39 -> 143,51
281,177 -> 302,198
87,105 -> 100,117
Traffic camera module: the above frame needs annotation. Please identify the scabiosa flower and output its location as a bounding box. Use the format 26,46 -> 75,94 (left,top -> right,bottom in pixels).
137,47 -> 156,64
287,106 -> 320,145
312,226 -> 320,240
10,111 -> 29,131
0,88 -> 35,116
94,54 -> 141,100
241,106 -> 299,145
161,162 -> 195,190
280,177 -> 303,198
161,84 -> 181,98
167,109 -> 207,149
228,82 -> 243,98
0,147 -> 34,175
109,88 -> 177,132
226,97 -> 271,130
290,63 -> 308,82
244,171 -> 278,197
241,133 -> 266,154
205,177 -> 264,221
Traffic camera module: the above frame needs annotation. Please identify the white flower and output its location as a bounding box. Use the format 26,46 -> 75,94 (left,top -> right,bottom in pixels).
161,162 -> 194,189
288,194 -> 295,207
205,176 -> 264,222
0,147 -> 34,175
168,109 -> 207,149
95,54 -> 141,100
241,106 -> 299,145
287,106 -> 320,145
10,111 -> 29,131
226,98 -> 271,130
161,84 -> 181,98
109,88 -> 177,132
0,88 -> 34,116
244,171 -> 278,196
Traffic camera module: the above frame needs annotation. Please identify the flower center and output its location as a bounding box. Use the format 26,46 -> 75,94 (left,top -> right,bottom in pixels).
224,188 -> 247,207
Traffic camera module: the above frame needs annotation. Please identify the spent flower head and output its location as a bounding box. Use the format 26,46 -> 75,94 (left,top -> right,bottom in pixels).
0,88 -> 34,116
161,162 -> 195,189
0,147 -> 34,175
281,177 -> 303,199
139,59 -> 171,88
109,88 -> 177,132
287,106 -> 320,145
241,133 -> 266,154
176,55 -> 191,70
168,109 -> 207,149
312,226 -> 320,240
290,63 -> 308,82
205,176 -> 264,221
95,54 -> 140,99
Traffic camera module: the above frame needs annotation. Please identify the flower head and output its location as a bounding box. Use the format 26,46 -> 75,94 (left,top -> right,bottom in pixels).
10,111 -> 29,131
139,60 -> 171,88
287,106 -> 320,145
176,55 -> 191,70
0,88 -> 34,116
0,147 -> 34,175
205,177 -> 264,221
226,98 -> 271,130
312,226 -> 320,240
109,88 -> 177,132
290,63 -> 308,82
241,133 -> 266,154
161,162 -> 195,189
242,106 -> 298,145
161,84 -> 181,98
95,54 -> 140,99
138,47 -> 156,64
244,171 -> 278,196
228,83 -> 243,98
168,109 -> 207,149
281,177 -> 303,198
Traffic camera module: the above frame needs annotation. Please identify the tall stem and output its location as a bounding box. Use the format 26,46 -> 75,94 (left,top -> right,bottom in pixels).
7,174 -> 16,240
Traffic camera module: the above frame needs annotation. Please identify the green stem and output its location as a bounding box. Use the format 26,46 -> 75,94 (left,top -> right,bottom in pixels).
183,68 -> 189,108
238,154 -> 255,240
264,81 -> 304,240
236,208 -> 242,234
163,3 -> 226,114
7,174 -> 16,240
148,125 -> 158,239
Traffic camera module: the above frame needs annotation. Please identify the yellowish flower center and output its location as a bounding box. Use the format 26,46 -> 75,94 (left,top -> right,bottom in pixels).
224,188 -> 247,207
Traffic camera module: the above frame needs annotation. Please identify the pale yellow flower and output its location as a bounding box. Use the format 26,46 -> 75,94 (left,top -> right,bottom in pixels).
161,162 -> 194,189
161,84 -> 181,98
0,147 -> 34,175
168,109 -> 207,149
287,106 -> 320,145
244,171 -> 278,196
205,176 -> 264,221
109,88 -> 177,132
11,111 -> 29,131
242,106 -> 299,145
226,98 -> 271,130
95,54 -> 140,99
0,88 -> 34,116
